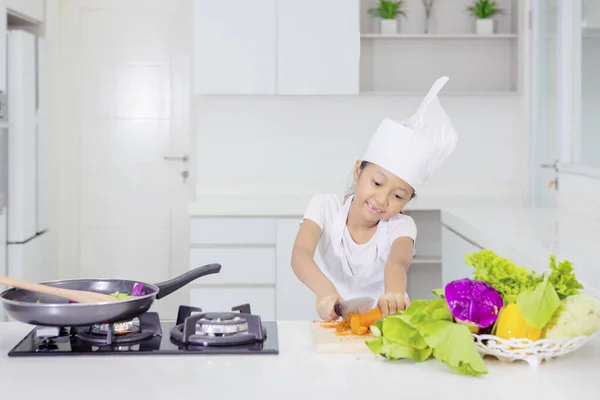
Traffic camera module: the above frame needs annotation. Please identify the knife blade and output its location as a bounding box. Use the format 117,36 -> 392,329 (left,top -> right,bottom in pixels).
334,297 -> 375,318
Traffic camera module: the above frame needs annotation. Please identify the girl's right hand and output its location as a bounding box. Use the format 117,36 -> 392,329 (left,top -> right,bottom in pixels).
316,292 -> 342,321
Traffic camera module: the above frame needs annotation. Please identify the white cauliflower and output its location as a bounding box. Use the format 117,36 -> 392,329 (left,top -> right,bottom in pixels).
544,293 -> 600,340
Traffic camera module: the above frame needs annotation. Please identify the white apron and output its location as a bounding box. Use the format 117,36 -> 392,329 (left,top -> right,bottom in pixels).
316,195 -> 408,303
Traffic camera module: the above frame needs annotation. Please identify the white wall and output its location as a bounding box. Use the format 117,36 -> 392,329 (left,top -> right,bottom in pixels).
39,0 -> 60,281
193,95 -> 527,202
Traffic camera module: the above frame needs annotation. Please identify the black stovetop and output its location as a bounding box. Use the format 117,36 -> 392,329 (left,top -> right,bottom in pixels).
7,304 -> 279,357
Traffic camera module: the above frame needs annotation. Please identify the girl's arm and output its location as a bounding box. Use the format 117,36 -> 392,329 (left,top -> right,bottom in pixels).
291,220 -> 338,298
379,237 -> 414,315
384,236 -> 414,293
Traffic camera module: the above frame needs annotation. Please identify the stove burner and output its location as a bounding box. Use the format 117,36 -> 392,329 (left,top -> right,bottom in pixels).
72,312 -> 162,346
36,340 -> 59,352
170,304 -> 267,347
91,319 -> 141,335
196,312 -> 249,336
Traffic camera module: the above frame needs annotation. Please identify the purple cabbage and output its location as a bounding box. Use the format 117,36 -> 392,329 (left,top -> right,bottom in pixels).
444,278 -> 503,332
131,283 -> 144,297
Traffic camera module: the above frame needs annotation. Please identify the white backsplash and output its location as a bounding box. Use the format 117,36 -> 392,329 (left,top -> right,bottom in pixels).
193,94 -> 527,201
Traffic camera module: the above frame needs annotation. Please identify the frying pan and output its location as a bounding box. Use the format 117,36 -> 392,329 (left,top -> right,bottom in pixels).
0,263 -> 221,327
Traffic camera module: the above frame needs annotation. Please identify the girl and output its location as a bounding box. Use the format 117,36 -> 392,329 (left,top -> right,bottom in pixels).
291,76 -> 458,320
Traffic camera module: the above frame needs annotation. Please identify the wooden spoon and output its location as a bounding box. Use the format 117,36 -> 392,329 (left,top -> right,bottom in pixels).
0,276 -> 119,304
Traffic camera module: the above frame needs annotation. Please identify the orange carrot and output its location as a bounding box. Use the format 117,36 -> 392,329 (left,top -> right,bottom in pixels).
350,314 -> 362,335
359,307 -> 383,327
356,326 -> 368,335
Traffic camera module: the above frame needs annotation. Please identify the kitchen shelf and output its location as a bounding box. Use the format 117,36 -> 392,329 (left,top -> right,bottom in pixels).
358,0 -> 523,94
361,33 -> 518,39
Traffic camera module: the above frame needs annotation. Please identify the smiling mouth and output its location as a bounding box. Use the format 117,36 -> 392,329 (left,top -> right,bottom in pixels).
367,202 -> 383,214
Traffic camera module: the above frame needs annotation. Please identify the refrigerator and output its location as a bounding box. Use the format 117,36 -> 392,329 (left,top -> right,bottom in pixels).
2,29 -> 48,322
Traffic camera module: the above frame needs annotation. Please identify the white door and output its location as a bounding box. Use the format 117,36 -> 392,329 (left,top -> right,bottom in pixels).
60,0 -> 192,319
530,0 -> 561,207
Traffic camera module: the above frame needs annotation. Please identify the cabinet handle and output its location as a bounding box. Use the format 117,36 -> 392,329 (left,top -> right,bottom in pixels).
164,154 -> 189,162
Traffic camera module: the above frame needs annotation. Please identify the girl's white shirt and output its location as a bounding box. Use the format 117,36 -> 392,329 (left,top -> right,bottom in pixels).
302,194 -> 417,301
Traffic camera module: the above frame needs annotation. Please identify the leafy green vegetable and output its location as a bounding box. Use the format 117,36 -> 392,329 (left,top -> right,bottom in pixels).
419,320 -> 488,376
366,337 -> 384,353
382,317 -> 428,349
382,337 -> 433,361
432,288 -> 445,298
547,255 -> 584,299
516,278 -> 562,329
465,250 -> 583,305
366,297 -> 485,376
397,298 -> 453,326
465,249 -> 543,303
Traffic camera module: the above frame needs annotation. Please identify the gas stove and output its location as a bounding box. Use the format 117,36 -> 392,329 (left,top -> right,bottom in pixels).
7,303 -> 279,356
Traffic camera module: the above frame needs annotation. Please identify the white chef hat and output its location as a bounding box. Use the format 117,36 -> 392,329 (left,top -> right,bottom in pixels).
362,76 -> 458,189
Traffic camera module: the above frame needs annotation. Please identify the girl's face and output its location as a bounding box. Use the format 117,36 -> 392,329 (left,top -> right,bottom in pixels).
351,161 -> 414,222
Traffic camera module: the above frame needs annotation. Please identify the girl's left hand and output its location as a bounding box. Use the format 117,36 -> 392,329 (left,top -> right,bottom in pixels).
378,292 -> 410,316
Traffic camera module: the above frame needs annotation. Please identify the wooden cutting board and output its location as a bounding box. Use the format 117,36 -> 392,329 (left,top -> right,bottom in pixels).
310,321 -> 374,354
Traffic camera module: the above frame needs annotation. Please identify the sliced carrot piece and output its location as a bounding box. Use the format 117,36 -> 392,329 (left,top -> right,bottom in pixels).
359,307 -> 383,327
355,326 -> 369,335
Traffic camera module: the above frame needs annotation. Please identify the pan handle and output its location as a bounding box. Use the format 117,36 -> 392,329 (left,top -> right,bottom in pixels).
154,263 -> 221,299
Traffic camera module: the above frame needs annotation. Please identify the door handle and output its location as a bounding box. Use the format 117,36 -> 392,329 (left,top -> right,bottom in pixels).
540,160 -> 558,169
164,154 -> 188,162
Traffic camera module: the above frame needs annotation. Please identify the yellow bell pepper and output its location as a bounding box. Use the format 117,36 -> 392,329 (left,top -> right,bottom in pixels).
495,303 -> 543,340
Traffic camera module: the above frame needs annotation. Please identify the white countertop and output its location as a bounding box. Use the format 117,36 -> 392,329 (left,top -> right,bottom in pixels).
441,207 -> 600,291
1,320 -> 599,398
189,193 -> 520,217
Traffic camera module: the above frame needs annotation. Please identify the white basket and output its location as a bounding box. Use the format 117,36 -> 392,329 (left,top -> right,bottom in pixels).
472,333 -> 597,366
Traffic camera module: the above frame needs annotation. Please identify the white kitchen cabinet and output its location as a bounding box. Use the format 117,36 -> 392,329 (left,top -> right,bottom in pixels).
276,0 -> 360,95
189,247 -> 275,285
275,218 -> 318,320
441,225 -> 482,286
192,0 -> 276,95
190,217 -> 276,245
6,0 -> 44,23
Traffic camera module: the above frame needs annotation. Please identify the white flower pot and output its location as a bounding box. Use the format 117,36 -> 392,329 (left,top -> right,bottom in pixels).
380,19 -> 397,35
476,18 -> 494,35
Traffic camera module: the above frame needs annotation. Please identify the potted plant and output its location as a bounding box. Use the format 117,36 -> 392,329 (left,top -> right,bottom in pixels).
369,0 -> 406,35
467,0 -> 504,35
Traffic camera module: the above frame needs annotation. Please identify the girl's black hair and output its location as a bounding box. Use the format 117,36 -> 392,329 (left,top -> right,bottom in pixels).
358,161 -> 417,200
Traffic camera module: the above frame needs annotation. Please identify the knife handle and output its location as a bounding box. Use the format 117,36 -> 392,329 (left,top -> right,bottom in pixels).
334,302 -> 342,317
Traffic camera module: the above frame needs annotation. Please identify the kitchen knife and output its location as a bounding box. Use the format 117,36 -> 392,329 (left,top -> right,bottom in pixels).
334,297 -> 375,318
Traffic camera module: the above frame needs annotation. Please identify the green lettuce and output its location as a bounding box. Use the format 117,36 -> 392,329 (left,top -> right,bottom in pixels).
365,298 -> 487,376
516,278 -> 561,329
547,255 -> 584,299
419,320 -> 488,376
465,250 -> 583,304
465,249 -> 543,303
